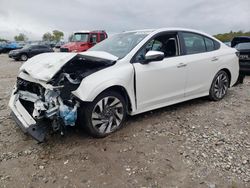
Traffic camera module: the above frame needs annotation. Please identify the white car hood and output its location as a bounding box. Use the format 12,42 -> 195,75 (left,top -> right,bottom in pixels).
20,51 -> 118,82
80,51 -> 119,62
20,53 -> 77,82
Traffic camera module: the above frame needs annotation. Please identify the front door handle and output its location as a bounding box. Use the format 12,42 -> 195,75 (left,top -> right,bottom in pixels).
211,57 -> 219,62
177,63 -> 187,68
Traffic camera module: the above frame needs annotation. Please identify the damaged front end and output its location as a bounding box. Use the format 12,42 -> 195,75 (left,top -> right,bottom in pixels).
9,53 -> 116,142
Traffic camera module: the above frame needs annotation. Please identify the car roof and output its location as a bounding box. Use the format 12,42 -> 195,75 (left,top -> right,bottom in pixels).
123,28 -> 218,42
74,30 -> 90,33
124,27 -> 212,35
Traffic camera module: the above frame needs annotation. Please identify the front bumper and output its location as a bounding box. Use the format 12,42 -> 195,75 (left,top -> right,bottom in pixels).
9,91 -> 46,142
8,53 -> 20,59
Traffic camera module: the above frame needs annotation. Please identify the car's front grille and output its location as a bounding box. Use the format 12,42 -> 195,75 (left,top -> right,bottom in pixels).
60,48 -> 69,52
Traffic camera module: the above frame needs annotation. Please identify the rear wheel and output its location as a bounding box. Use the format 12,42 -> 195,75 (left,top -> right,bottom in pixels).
20,54 -> 28,61
209,70 -> 229,101
80,91 -> 127,138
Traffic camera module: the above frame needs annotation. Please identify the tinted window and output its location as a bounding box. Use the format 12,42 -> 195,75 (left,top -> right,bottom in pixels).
31,45 -> 40,49
204,37 -> 215,51
182,32 -> 206,54
236,42 -> 250,50
91,34 -> 98,43
100,34 -> 106,41
41,45 -> 49,49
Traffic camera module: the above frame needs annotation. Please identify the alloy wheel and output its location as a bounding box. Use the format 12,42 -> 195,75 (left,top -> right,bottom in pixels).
213,72 -> 229,99
91,96 -> 124,134
20,54 -> 28,61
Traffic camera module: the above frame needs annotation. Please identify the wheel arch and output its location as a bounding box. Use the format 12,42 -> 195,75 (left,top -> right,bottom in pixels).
93,85 -> 133,113
220,68 -> 231,87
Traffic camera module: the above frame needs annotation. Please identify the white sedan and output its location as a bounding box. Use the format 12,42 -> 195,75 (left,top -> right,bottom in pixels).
9,28 -> 239,141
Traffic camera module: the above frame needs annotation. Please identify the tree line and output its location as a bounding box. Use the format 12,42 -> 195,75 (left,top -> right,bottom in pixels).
2,30 -> 250,43
8,30 -> 65,42
213,30 -> 250,42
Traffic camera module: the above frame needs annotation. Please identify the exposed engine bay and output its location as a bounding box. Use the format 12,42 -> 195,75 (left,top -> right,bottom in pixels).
14,54 -> 115,141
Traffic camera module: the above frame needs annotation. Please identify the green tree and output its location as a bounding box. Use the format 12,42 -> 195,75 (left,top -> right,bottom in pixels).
52,30 -> 64,42
14,33 -> 28,41
42,32 -> 54,41
214,30 -> 250,42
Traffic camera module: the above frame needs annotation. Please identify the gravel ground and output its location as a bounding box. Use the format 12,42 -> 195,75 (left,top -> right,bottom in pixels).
0,53 -> 249,188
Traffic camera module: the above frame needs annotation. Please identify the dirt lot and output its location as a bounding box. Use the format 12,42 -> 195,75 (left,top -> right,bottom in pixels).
0,53 -> 249,188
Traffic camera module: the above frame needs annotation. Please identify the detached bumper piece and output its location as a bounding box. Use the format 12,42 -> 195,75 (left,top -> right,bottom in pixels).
11,112 -> 46,142
9,93 -> 46,142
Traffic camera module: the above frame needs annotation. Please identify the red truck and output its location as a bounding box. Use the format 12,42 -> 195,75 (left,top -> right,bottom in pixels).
60,30 -> 108,52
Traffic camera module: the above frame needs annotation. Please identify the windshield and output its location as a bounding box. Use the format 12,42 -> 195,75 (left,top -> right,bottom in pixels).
236,42 -> 250,50
72,33 -> 89,42
89,32 -> 150,59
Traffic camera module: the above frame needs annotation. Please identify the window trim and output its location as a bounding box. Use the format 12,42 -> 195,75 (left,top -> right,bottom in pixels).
130,31 -> 183,64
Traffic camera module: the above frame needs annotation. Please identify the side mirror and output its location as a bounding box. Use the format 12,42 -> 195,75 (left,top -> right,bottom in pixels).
143,51 -> 164,64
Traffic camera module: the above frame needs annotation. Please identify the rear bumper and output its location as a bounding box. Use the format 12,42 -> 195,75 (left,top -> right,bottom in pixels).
9,90 -> 46,142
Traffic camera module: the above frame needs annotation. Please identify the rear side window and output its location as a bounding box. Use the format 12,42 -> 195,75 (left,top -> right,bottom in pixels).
100,34 -> 106,41
182,32 -> 206,54
91,34 -> 98,43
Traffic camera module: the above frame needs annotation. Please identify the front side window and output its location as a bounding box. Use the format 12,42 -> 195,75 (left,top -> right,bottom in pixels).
182,32 -> 206,54
134,33 -> 179,62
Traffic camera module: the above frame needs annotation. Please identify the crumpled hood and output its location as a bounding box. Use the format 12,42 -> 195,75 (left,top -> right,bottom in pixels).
20,52 -> 77,82
19,51 -> 119,82
80,51 -> 119,62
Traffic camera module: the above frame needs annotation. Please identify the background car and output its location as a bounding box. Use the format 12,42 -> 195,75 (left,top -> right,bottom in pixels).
9,44 -> 54,61
1,41 -> 22,53
235,42 -> 250,83
0,41 -> 6,53
55,41 -> 65,48
231,36 -> 250,47
60,30 -> 108,52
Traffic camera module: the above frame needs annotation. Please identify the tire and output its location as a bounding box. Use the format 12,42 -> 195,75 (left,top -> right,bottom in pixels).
20,54 -> 28,61
79,90 -> 127,138
236,74 -> 245,84
209,70 -> 230,101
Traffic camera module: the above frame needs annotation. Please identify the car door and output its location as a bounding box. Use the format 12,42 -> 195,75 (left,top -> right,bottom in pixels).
132,32 -> 187,112
29,45 -> 42,57
179,32 -> 220,97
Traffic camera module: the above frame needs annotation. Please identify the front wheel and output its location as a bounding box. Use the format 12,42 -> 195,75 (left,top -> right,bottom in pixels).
80,91 -> 127,138
209,70 -> 229,101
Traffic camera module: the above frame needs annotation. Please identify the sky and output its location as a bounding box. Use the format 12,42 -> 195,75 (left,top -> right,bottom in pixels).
0,0 -> 249,41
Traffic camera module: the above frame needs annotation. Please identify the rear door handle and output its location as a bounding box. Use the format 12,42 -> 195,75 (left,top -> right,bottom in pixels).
177,63 -> 187,68
211,57 -> 219,62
